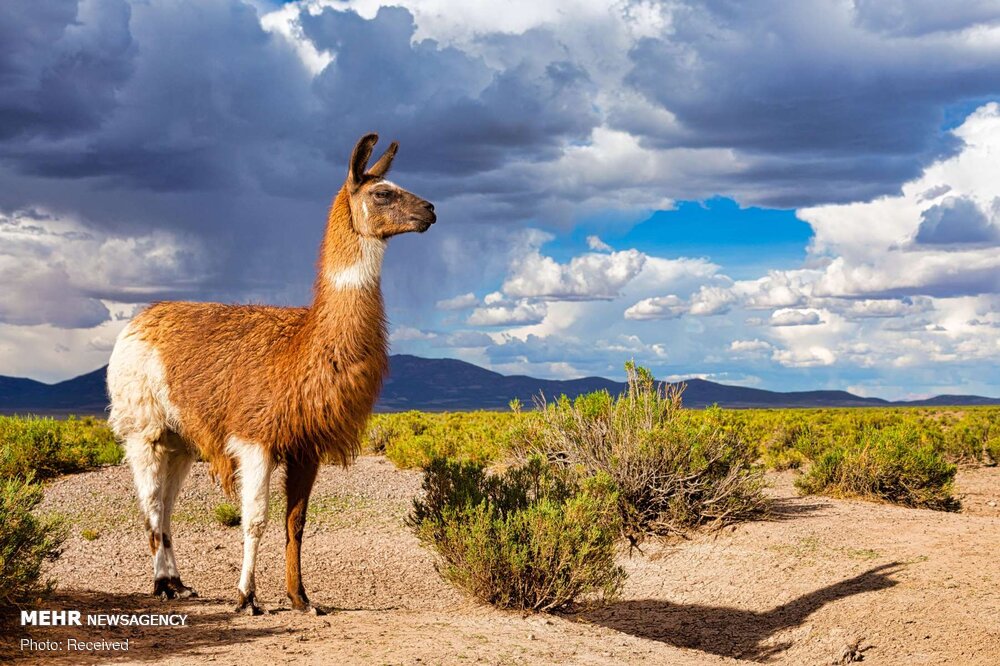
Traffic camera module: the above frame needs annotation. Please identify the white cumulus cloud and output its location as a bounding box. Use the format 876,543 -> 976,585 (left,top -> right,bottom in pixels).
770,309 -> 824,327
503,244 -> 647,301
624,294 -> 686,320
435,292 -> 478,310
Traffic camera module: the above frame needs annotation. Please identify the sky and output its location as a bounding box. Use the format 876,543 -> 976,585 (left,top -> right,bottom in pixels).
1,0 -> 999,399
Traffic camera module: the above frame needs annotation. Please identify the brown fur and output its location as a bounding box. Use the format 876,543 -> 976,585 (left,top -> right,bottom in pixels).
285,454 -> 319,609
130,134 -> 433,497
120,134 -> 433,610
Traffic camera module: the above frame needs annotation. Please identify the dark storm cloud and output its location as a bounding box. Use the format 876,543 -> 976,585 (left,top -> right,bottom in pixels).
300,6 -> 598,176
0,0 -> 134,141
0,0 -> 317,193
622,1 -> 1000,205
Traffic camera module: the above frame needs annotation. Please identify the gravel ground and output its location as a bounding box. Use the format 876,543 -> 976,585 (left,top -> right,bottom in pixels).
2,457 -> 999,665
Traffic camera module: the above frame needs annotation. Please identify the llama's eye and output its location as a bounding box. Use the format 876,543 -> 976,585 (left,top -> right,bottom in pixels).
372,190 -> 391,203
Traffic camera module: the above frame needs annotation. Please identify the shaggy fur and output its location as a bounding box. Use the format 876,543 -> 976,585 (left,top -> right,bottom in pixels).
107,134 -> 435,612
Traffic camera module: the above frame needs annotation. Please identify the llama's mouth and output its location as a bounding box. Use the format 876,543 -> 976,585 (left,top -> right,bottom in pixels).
410,214 -> 436,232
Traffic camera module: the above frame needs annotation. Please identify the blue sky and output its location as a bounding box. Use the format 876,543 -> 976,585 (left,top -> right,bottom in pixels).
1,0 -> 999,399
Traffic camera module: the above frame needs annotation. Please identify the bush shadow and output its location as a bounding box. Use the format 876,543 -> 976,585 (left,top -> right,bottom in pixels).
765,496 -> 828,522
578,562 -> 901,662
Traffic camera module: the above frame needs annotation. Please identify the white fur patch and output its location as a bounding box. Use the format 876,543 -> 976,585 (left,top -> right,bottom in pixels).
110,321 -> 197,582
327,236 -> 386,290
107,321 -> 184,441
226,437 -> 275,595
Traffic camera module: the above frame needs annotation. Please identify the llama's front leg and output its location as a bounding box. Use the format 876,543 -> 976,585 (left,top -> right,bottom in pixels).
231,440 -> 274,615
285,454 -> 320,613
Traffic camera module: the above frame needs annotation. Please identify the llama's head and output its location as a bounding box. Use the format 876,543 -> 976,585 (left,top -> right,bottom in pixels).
345,133 -> 436,238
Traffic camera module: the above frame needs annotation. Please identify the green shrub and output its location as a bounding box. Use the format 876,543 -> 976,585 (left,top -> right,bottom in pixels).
795,425 -> 959,511
410,457 -> 625,612
517,362 -> 768,543
214,502 -> 241,527
0,477 -> 65,608
0,416 -> 122,481
365,411 -> 521,469
80,529 -> 100,541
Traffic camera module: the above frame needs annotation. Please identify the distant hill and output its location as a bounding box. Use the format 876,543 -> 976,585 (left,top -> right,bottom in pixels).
0,354 -> 997,415
0,367 -> 110,415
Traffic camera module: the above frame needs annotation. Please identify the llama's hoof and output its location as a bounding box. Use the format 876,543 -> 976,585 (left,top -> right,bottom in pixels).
234,591 -> 266,616
289,594 -> 325,614
169,577 -> 198,598
152,578 -> 177,600
301,604 -> 326,616
153,577 -> 198,600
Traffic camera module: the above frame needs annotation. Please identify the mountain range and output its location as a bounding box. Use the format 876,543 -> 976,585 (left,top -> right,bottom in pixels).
1,354 -> 997,416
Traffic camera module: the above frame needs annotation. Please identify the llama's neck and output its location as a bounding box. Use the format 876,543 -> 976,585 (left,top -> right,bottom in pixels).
306,188 -> 388,365
318,188 -> 386,293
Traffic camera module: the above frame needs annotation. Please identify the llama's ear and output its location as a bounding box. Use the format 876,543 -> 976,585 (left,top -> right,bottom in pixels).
366,141 -> 398,179
348,133 -> 379,189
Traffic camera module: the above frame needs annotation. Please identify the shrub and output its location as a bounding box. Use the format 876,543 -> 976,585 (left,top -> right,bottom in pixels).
410,457 -> 625,612
80,529 -> 100,541
214,502 -> 241,527
0,416 -> 121,481
365,411 -> 521,469
795,425 -> 959,511
518,362 -> 768,543
0,477 -> 65,608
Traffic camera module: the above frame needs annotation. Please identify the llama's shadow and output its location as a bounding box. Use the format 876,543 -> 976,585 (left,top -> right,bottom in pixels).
577,563 -> 900,662
0,590 -> 288,663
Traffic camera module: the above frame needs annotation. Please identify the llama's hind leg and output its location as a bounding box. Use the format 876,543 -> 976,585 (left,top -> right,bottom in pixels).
160,436 -> 197,598
230,439 -> 274,615
126,433 -> 176,598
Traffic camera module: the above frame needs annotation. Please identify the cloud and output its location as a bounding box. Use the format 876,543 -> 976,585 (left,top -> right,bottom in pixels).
439,330 -> 495,348
624,295 -> 685,320
623,2 -> 1000,206
852,0 -> 1000,37
770,309 -> 823,327
730,339 -> 773,357
688,285 -> 738,316
390,326 -> 438,342
914,196 -> 1000,245
468,299 -> 548,326
798,104 -> 1000,298
502,242 -> 647,301
832,297 -> 934,320
0,0 -> 135,142
587,235 -> 612,252
771,346 -> 836,368
0,208 -> 206,328
436,292 -> 478,310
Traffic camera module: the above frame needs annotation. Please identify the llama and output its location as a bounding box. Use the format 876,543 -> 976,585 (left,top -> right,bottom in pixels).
106,134 -> 435,614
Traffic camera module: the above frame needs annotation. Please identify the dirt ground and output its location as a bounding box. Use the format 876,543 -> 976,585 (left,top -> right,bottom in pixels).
2,456 -> 999,665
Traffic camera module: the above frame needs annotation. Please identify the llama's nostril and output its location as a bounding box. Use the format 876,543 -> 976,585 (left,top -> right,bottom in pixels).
425,202 -> 435,212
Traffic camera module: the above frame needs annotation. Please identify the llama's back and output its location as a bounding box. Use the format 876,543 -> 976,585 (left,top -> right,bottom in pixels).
108,301 -> 309,491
